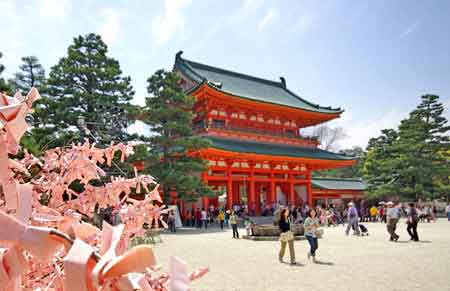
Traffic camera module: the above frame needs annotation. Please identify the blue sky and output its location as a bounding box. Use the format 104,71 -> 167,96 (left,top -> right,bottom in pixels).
1,0 -> 449,149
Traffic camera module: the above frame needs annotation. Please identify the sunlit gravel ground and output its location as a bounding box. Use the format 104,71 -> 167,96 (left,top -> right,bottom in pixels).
153,219 -> 450,291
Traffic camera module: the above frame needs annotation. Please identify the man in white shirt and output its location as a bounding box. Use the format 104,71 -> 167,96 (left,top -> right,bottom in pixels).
386,202 -> 400,241
201,208 -> 208,229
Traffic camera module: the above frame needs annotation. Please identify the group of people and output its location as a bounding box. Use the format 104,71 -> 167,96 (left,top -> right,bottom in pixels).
180,207 -> 242,237
384,201 -> 420,241
278,207 -> 321,265
165,200 -> 450,267
343,201 -> 422,241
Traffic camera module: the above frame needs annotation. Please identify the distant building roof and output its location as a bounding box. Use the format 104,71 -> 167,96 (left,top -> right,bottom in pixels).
312,177 -> 367,191
206,136 -> 354,161
174,51 -> 343,114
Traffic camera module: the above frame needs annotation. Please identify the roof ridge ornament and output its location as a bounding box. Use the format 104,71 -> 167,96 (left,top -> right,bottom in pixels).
176,50 -> 184,59
279,77 -> 286,88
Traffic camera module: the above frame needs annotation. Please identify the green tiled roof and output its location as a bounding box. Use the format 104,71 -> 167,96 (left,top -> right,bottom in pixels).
174,51 -> 343,114
206,136 -> 354,161
312,178 -> 366,191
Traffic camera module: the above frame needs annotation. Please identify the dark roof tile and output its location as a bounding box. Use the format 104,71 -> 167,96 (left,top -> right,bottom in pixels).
175,52 -> 343,114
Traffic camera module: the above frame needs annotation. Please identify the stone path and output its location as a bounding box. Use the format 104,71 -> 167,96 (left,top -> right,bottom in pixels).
153,219 -> 450,291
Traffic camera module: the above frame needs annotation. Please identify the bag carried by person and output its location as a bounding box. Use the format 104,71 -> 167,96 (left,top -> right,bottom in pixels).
280,230 -> 294,242
315,229 -> 324,238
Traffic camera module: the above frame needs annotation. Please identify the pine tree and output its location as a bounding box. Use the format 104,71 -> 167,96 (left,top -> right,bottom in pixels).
363,129 -> 400,198
392,95 -> 449,200
40,33 -> 135,148
0,52 -> 11,94
11,56 -> 46,93
140,69 -> 214,203
363,95 -> 449,200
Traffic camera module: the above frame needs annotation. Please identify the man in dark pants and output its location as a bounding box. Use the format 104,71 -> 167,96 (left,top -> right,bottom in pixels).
407,202 -> 419,241
230,211 -> 239,238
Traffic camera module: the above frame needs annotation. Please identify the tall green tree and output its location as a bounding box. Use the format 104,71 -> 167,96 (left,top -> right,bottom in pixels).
38,33 -> 135,148
363,95 -> 449,200
0,52 -> 11,94
139,69 -> 213,203
391,95 -> 449,200
11,56 -> 46,93
363,129 -> 400,198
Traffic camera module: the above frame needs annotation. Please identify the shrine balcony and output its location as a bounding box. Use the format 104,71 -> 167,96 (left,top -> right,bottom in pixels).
193,123 -> 320,148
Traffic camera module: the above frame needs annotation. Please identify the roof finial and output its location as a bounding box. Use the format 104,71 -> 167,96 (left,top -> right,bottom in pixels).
176,50 -> 184,59
279,77 -> 286,88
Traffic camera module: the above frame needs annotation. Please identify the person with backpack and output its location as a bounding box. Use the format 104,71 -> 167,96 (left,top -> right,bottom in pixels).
406,202 -> 419,241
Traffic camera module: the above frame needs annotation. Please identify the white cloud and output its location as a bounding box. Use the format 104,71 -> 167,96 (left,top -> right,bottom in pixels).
331,109 -> 407,149
38,0 -> 72,19
231,0 -> 265,23
290,14 -> 314,35
151,0 -> 192,46
257,8 -> 276,32
400,20 -> 421,38
97,8 -> 120,47
303,108 -> 407,150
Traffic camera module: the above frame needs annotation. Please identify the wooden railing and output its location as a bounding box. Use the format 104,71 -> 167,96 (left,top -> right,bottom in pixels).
193,124 -> 319,147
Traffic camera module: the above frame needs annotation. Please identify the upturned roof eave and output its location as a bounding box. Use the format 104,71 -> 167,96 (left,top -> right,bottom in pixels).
174,53 -> 344,115
183,80 -> 343,119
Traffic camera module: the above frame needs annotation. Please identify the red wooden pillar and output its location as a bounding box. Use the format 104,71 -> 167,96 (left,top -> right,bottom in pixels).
249,178 -> 255,214
202,196 -> 209,209
289,178 -> 295,206
255,182 -> 262,215
232,181 -> 240,206
307,170 -> 313,207
226,176 -> 233,210
279,183 -> 287,205
248,162 -> 256,214
270,175 -> 276,205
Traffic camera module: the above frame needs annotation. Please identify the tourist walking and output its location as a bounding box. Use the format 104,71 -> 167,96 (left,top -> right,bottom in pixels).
370,205 -> 378,222
432,205 -> 437,222
386,202 -> 400,241
185,210 -> 192,227
345,202 -> 360,236
230,211 -> 239,238
304,209 -> 320,263
195,208 -> 201,228
446,203 -> 450,221
406,202 -> 419,241
225,210 -> 230,227
168,211 -> 176,233
218,209 -> 225,230
201,208 -> 208,229
278,208 -> 296,265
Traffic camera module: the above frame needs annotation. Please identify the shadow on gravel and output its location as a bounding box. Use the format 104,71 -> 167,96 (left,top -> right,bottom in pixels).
163,227 -> 231,235
314,260 -> 334,266
280,261 -> 304,267
415,240 -> 432,243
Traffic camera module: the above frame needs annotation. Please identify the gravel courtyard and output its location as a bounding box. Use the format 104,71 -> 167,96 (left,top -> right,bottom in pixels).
154,219 -> 450,291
